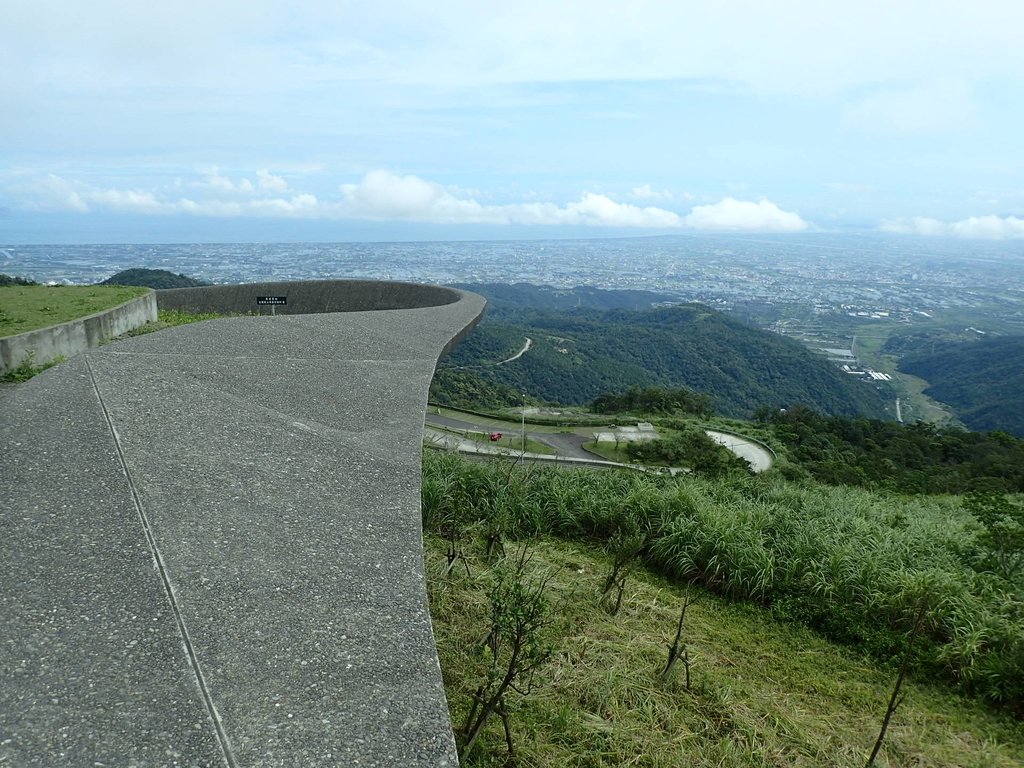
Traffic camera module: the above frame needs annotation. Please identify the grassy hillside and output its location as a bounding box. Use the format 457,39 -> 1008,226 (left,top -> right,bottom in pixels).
423,452 -> 1024,710
423,451 -> 1024,765
442,298 -> 892,419
427,537 -> 1024,767
896,335 -> 1024,437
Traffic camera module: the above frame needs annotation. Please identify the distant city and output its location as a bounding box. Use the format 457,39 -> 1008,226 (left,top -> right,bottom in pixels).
4,233 -> 1023,367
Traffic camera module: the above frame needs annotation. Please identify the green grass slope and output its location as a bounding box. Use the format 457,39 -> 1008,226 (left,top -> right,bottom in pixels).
422,452 -> 1024,712
427,536 -> 1024,768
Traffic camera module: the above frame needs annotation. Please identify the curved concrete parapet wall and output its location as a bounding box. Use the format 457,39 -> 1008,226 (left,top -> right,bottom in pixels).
0,280 -> 485,767
158,279 -> 461,315
0,291 -> 157,374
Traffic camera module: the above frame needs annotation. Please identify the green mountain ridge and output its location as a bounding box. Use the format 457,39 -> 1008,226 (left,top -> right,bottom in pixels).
444,284 -> 892,420
897,334 -> 1024,437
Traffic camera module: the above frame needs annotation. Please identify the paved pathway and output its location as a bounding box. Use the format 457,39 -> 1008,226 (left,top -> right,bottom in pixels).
424,428 -> 647,470
1,282 -> 484,768
530,430 -> 593,460
704,430 -> 774,472
425,412 -> 773,472
496,337 -> 532,364
424,413 -> 594,460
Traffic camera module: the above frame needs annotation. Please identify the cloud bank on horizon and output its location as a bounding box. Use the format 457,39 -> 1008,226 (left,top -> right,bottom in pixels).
2,1 -> 1024,240
11,169 -> 810,232
881,215 -> 1024,240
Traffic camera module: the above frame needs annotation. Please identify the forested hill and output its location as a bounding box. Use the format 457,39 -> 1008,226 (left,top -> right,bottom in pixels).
100,268 -> 209,289
898,335 -> 1024,437
0,273 -> 38,286
443,286 -> 892,419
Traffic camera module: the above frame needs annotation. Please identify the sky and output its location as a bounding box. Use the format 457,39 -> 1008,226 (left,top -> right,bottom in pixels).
2,1 -> 1024,243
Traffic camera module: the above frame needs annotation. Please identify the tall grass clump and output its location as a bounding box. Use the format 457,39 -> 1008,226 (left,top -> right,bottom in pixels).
421,450 -> 1024,712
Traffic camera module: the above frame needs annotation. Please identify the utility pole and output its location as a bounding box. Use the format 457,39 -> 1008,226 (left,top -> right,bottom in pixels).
521,393 -> 527,453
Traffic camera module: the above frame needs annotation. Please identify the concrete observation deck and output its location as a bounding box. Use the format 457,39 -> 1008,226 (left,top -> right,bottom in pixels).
1,280 -> 486,767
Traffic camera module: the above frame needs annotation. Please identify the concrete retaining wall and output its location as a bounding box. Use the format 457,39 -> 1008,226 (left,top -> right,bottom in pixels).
158,277 -> 483,366
0,292 -> 157,375
158,279 -> 461,315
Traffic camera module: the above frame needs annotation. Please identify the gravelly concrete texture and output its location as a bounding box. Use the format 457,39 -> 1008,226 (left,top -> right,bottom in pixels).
1,281 -> 485,767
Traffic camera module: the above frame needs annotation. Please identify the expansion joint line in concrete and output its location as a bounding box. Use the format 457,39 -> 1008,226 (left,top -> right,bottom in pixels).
84,357 -> 238,768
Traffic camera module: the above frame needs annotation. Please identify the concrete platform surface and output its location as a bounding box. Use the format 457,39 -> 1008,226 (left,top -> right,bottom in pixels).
1,281 -> 485,767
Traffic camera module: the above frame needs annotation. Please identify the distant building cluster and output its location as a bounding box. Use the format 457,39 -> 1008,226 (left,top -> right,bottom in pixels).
839,365 -> 893,381
594,422 -> 658,443
819,346 -> 894,382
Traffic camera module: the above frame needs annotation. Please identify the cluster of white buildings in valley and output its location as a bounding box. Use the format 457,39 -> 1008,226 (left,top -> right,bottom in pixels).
821,347 -> 893,382
840,365 -> 894,382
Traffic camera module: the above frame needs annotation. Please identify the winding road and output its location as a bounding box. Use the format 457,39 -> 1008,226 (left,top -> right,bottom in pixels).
496,337 -> 532,365
423,427 -> 637,469
704,430 -> 774,472
424,413 -> 774,473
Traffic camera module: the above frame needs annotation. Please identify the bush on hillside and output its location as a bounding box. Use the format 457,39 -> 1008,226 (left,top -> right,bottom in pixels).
591,386 -> 713,417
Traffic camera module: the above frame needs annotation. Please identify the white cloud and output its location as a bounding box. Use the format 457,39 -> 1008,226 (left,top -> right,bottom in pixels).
881,215 -> 1024,239
339,170 -> 681,227
951,216 -> 1024,239
630,184 -> 674,201
4,169 -> 682,228
177,194 -> 320,218
843,79 -> 979,136
256,169 -> 289,193
683,198 -> 809,232
191,168 -> 289,196
203,171 -> 253,194
85,188 -> 168,215
340,170 -> 492,222
3,171 -> 320,218
15,174 -> 90,213
9,170 -> 309,217
565,193 -> 681,228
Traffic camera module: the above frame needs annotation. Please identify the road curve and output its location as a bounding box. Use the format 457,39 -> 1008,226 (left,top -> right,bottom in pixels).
704,430 -> 774,472
424,428 -> 662,472
425,413 -> 773,472
496,337 -> 532,365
